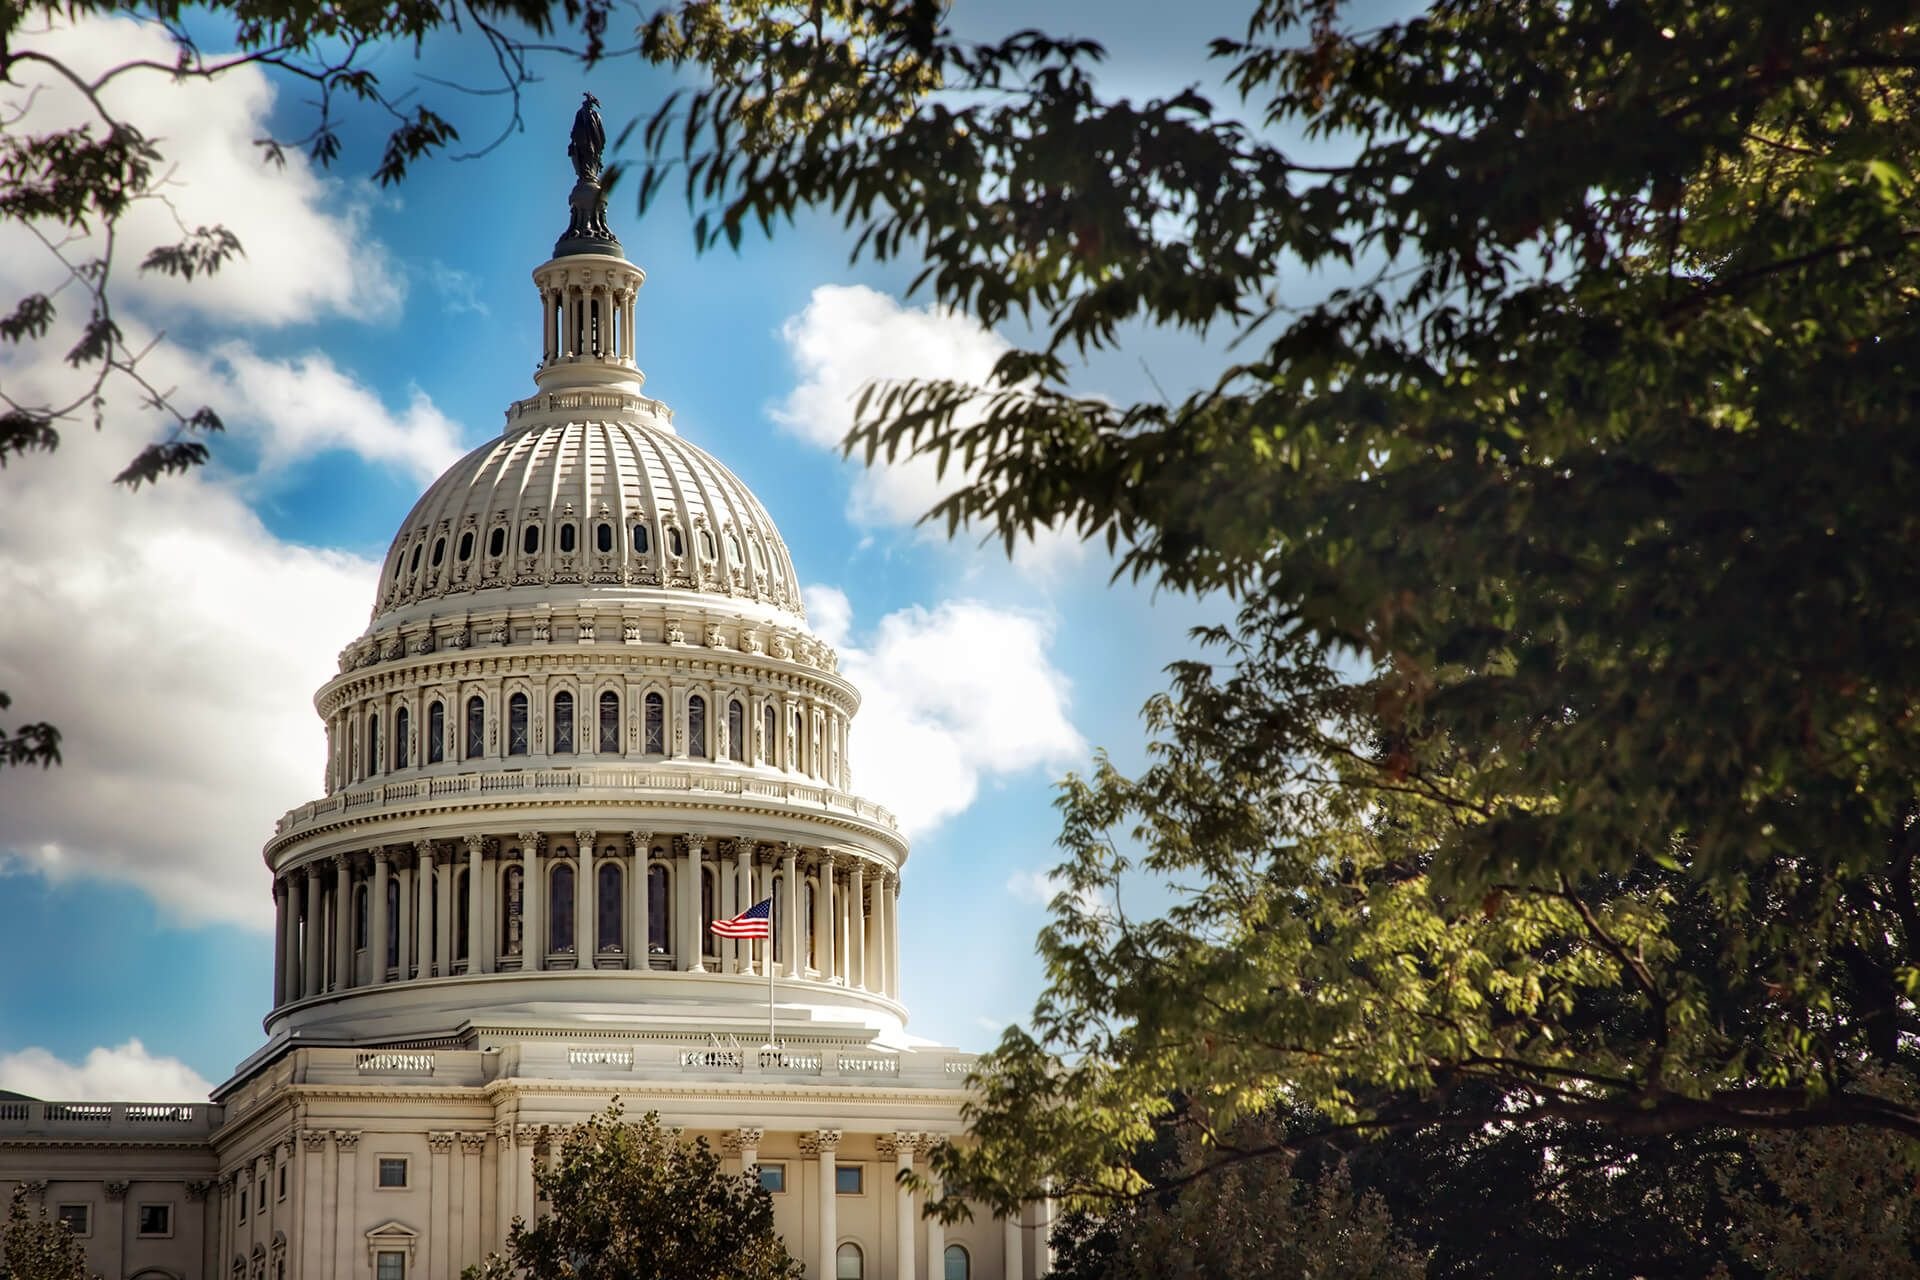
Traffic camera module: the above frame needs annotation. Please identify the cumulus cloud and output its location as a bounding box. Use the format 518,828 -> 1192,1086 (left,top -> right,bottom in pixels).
0,15 -> 402,326
0,1039 -> 214,1103
774,285 -> 1085,571
806,584 -> 1086,836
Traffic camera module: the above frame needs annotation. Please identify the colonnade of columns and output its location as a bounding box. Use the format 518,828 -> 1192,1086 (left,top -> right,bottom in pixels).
273,833 -> 903,1010
539,279 -> 637,367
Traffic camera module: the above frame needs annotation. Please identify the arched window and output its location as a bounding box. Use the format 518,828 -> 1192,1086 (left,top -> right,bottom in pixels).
597,862 -> 622,954
668,527 -> 685,558
701,868 -> 716,957
466,696 -> 485,759
508,692 -> 530,756
385,876 -> 400,969
648,864 -> 670,955
726,531 -> 743,564
727,699 -> 746,763
688,695 -> 708,759
366,712 -> 381,776
763,705 -> 776,764
595,521 -> 614,553
394,706 -> 410,770
430,536 -> 445,567
549,863 -> 575,953
943,1245 -> 971,1280
427,701 -> 445,765
632,523 -> 650,554
792,707 -> 805,773
598,691 -> 621,753
643,692 -> 665,755
806,881 -> 818,969
456,869 -> 471,962
354,883 -> 368,950
836,1243 -> 863,1280
409,542 -> 423,573
553,691 -> 575,754
699,528 -> 717,559
458,530 -> 474,561
522,524 -> 541,555
488,527 -> 506,557
559,523 -> 577,553
502,864 -> 524,956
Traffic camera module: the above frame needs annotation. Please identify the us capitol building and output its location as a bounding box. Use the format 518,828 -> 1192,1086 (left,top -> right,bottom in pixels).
0,102 -> 1050,1280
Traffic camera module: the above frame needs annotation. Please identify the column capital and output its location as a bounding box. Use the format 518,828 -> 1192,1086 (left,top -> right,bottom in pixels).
428,1131 -> 456,1153
798,1128 -> 842,1155
459,1131 -> 489,1154
302,1128 -> 328,1153
517,831 -> 546,854
184,1179 -> 212,1202
464,833 -> 485,857
329,852 -> 349,874
103,1180 -> 129,1202
494,1121 -> 515,1147
371,847 -> 394,868
629,829 -> 653,852
332,1129 -> 361,1150
575,829 -> 599,851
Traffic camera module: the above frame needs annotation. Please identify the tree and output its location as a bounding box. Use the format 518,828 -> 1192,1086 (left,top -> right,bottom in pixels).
464,1103 -> 803,1280
633,0 -> 1920,1209
0,1188 -> 93,1280
0,0 -> 608,768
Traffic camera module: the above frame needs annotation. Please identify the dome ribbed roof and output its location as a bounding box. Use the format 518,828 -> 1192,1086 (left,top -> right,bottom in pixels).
370,414 -> 805,627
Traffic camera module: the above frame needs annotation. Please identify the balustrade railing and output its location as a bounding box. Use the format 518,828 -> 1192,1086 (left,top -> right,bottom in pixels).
0,1101 -> 218,1134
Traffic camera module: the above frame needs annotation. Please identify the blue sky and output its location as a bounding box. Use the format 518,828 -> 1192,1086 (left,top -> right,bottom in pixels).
0,0 -> 1283,1098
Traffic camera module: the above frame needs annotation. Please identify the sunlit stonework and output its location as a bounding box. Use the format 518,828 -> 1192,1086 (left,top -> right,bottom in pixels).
0,98 -> 1049,1280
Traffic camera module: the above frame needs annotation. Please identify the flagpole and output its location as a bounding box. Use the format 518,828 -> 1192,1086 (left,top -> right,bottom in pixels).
766,929 -> 776,1049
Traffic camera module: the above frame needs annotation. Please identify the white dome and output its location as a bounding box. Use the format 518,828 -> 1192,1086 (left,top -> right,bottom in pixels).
371,412 -> 806,628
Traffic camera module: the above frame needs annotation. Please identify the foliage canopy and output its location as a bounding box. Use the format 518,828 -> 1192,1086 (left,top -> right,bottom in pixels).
633,0 -> 1920,1209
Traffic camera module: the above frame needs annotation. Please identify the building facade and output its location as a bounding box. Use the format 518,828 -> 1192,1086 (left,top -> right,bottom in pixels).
0,109 -> 1048,1280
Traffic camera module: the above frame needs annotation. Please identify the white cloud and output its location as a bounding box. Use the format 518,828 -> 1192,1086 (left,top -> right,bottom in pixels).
1004,867 -> 1063,905
774,285 -> 1084,572
0,1039 -> 213,1103
0,15 -> 402,327
807,584 -> 1086,836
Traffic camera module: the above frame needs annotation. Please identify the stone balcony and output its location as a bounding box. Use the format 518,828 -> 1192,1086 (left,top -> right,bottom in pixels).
0,1100 -> 221,1141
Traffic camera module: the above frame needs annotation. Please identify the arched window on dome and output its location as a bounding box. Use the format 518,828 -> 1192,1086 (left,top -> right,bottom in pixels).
836,1243 -> 864,1280
701,868 -> 717,960
944,1244 -> 971,1280
458,530 -> 474,562
430,536 -> 445,568
648,863 -> 671,958
688,695 -> 708,759
763,705 -> 776,765
668,527 -> 685,558
805,880 -> 818,970
455,869 -> 471,964
523,524 -> 541,556
394,706 -> 410,771
549,863 -> 575,954
750,538 -> 767,572
428,701 -> 445,765
552,692 -> 575,754
792,707 -> 805,774
385,876 -> 400,971
598,692 -> 621,753
466,696 -> 485,759
726,531 -> 743,565
728,699 -> 746,763
508,693 -> 530,756
595,522 -> 613,553
559,523 -> 577,553
488,527 -> 506,558
409,542 -> 423,574
633,523 -> 650,554
643,693 -> 665,755
502,864 -> 524,958
597,862 -> 622,956
366,712 -> 381,777
699,528 -> 717,560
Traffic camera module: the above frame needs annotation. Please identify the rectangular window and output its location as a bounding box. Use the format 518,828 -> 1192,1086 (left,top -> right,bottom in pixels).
279,1165 -> 288,1200
757,1163 -> 786,1194
376,1251 -> 406,1280
237,1193 -> 247,1224
378,1157 -> 408,1189
835,1164 -> 863,1195
137,1203 -> 172,1237
257,1177 -> 267,1210
55,1204 -> 89,1236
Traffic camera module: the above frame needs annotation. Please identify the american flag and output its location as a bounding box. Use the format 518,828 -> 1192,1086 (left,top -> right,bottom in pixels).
710,897 -> 773,939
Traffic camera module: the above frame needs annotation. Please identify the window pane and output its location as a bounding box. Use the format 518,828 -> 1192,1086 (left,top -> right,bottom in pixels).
367,712 -> 380,775
633,524 -> 649,554
508,693 -> 529,755
377,1252 -> 406,1280
758,1164 -> 785,1194
466,698 -> 485,758
688,695 -> 707,759
945,1246 -> 970,1280
378,1157 -> 408,1188
138,1205 -> 169,1235
728,700 -> 745,763
488,527 -> 505,557
644,693 -> 664,755
523,524 -> 540,555
835,1164 -> 863,1195
550,865 -> 575,952
764,706 -> 775,764
395,707 -> 409,770
553,692 -> 574,754
596,522 -> 613,553
598,863 -> 621,952
599,692 -> 621,753
648,864 -> 670,953
428,702 -> 444,764
458,531 -> 474,561
836,1243 -> 863,1280
386,878 -> 400,967
56,1205 -> 87,1234
559,523 -> 577,553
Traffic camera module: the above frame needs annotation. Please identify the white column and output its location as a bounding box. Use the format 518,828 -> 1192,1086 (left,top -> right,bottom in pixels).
628,831 -> 650,970
414,840 -> 435,976
461,1133 -> 485,1268
925,1203 -> 946,1280
436,847 -> 454,972
806,1130 -> 840,1280
331,856 -> 353,991
682,835 -> 706,972
273,879 -> 290,1006
395,855 -> 415,981
887,1134 -> 916,1280
849,860 -> 866,990
516,1126 -> 538,1224
576,831 -> 598,965
494,1124 -> 516,1247
303,864 -> 324,998
334,1132 -> 361,1280
370,850 -> 391,986
717,836 -> 737,974
1003,1213 -> 1024,1280
1035,1196 -> 1054,1277
817,857 -> 836,982
520,833 -> 544,969
468,835 -> 490,973
736,838 -> 755,975
426,1132 -> 452,1280
782,845 -> 802,978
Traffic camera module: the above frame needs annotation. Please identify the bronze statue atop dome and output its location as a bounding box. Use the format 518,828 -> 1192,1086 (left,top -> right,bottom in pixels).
556,91 -> 621,257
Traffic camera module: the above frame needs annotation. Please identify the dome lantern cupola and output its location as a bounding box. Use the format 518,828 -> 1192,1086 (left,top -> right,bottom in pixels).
534,92 -> 644,395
